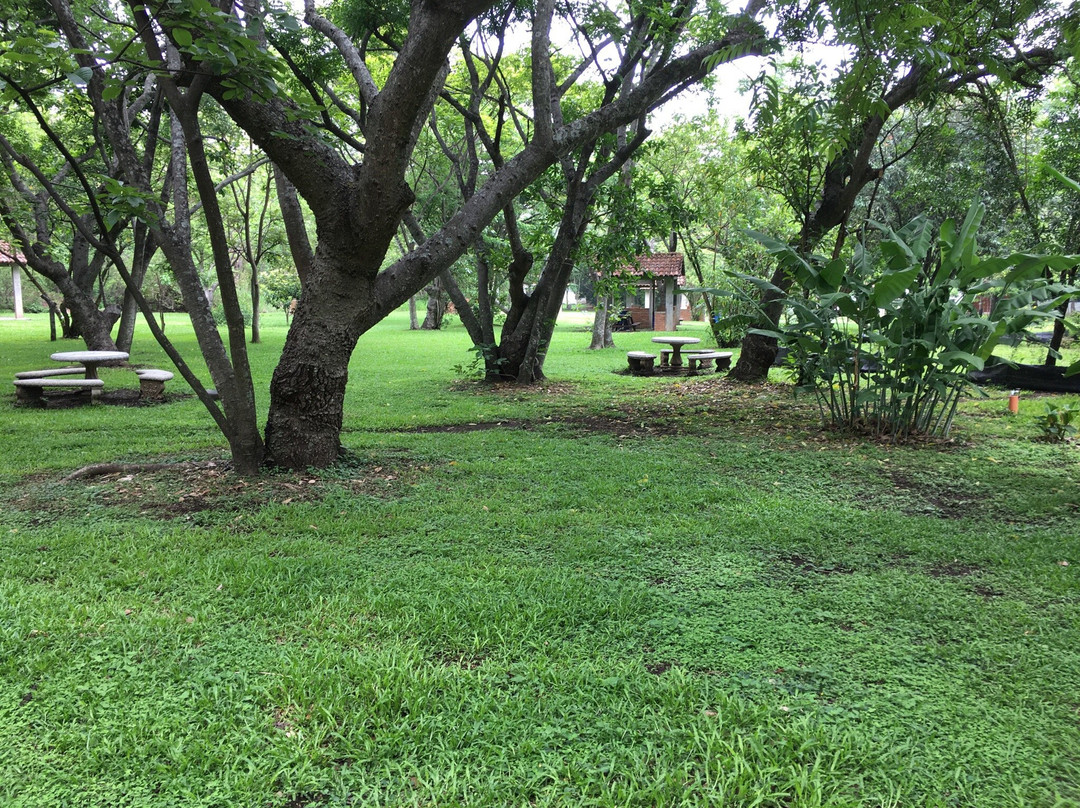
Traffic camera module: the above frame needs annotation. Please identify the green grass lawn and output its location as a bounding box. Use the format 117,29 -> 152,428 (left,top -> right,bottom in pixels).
1,309 -> 1078,807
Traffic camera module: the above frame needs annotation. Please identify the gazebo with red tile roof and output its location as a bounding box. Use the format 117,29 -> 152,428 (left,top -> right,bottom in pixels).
613,252 -> 689,331
1,241 -> 27,319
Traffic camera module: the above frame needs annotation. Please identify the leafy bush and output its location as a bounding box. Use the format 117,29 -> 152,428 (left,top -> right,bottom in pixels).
1034,402 -> 1079,442
260,265 -> 302,312
749,204 -> 1075,440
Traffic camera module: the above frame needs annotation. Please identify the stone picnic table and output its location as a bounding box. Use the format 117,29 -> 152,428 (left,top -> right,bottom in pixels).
650,335 -> 700,368
49,350 -> 129,379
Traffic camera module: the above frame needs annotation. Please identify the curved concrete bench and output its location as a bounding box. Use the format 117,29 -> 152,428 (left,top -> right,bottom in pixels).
135,369 -> 174,399
15,367 -> 86,379
686,351 -> 733,374
14,377 -> 104,405
626,351 -> 657,375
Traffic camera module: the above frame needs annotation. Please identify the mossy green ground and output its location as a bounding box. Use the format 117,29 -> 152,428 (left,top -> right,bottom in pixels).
0,310 -> 1077,807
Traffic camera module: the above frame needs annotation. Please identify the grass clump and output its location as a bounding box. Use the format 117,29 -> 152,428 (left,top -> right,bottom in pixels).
0,309 -> 1078,807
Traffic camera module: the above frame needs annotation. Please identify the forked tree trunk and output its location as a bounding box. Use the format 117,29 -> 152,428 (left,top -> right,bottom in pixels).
55,278 -> 119,351
421,280 -> 444,329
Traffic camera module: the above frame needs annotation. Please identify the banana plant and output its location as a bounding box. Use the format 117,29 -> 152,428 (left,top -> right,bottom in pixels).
744,202 -> 1077,439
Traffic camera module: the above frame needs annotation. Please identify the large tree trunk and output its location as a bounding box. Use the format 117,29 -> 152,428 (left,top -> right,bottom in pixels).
729,291 -> 785,380
265,264 -> 368,468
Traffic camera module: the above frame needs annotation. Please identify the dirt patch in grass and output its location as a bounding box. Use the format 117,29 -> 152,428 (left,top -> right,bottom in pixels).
407,420 -> 530,433
888,471 -> 983,519
781,553 -> 855,575
449,379 -> 578,397
281,793 -> 327,808
927,560 -> 982,578
560,414 -> 690,437
401,414 -> 689,437
4,456 -> 419,522
434,651 -> 485,670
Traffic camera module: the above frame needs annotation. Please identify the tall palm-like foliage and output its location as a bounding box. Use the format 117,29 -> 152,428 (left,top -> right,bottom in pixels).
750,204 -> 1076,440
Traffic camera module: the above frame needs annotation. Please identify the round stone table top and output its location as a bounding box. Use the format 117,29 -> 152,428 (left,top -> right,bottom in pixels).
650,336 -> 701,347
50,350 -> 129,364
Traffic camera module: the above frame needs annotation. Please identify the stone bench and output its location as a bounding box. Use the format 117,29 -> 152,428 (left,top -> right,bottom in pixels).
626,351 -> 657,375
15,367 -> 86,379
686,351 -> 733,374
13,377 -> 104,406
135,369 -> 174,399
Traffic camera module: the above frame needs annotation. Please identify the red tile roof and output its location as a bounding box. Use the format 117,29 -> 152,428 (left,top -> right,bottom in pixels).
0,241 -> 26,264
617,252 -> 684,280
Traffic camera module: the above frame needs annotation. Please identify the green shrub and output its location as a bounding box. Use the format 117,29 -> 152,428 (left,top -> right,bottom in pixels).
749,203 -> 1075,440
1034,402 -> 1079,442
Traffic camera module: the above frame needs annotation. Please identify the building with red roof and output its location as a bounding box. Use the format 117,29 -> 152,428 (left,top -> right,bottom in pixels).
613,252 -> 691,331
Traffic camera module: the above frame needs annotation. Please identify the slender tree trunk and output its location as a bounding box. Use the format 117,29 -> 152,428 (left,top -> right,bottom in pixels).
273,166 -> 314,287
1044,269 -> 1075,365
115,251 -> 151,351
589,295 -> 614,349
408,295 -> 419,329
250,270 -> 261,344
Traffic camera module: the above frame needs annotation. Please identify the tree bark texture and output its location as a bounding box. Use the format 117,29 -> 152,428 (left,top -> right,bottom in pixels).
264,260 -> 371,468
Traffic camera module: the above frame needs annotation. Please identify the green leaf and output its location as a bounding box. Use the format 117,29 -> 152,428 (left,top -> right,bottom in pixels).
871,265 -> 920,308
834,295 -> 859,318
1047,166 -> 1080,195
172,27 -> 193,47
747,328 -> 787,340
819,258 -> 845,291
1001,254 -> 1080,286
938,350 -> 984,371
65,66 -> 93,87
949,202 -> 985,270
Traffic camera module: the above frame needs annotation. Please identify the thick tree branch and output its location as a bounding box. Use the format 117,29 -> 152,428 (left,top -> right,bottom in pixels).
303,0 -> 379,109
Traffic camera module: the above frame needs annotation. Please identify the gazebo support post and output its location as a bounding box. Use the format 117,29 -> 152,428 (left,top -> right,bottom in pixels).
11,266 -> 24,319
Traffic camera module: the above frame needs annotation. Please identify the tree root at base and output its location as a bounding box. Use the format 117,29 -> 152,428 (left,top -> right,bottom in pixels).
61,460 -> 224,482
